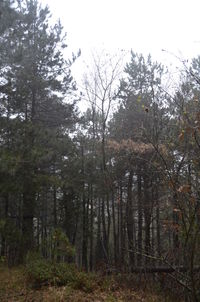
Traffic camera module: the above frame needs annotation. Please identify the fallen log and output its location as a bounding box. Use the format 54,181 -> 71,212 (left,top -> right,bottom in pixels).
130,266 -> 200,273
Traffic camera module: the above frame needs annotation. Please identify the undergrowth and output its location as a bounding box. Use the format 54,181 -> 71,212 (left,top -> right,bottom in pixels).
26,255 -> 97,292
0,263 -> 183,302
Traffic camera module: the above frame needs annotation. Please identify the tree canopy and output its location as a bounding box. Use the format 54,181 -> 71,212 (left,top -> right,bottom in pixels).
1,1 -> 200,301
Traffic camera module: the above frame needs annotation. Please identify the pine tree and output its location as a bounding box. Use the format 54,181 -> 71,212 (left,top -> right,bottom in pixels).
0,0 -> 79,262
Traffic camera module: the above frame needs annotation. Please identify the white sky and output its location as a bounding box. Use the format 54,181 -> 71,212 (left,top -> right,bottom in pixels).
42,0 -> 200,61
40,0 -> 200,110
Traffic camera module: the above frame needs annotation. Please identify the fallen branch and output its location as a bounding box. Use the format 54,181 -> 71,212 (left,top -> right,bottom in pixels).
130,266 -> 200,274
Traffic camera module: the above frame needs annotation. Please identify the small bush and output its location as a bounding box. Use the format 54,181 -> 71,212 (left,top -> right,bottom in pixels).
72,271 -> 96,293
26,256 -> 98,293
51,263 -> 77,286
26,258 -> 53,286
51,228 -> 75,262
25,250 -> 97,292
26,251 -> 43,263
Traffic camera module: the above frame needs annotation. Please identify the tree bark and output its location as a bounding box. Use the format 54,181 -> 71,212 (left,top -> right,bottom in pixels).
89,186 -> 94,271
143,174 -> 151,266
127,170 -> 135,268
111,191 -> 117,266
137,170 -> 143,266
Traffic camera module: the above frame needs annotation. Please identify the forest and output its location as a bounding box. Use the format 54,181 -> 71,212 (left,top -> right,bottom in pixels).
1,1 -> 200,301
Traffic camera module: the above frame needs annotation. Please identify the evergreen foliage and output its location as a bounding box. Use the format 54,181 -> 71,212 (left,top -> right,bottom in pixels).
1,1 -> 200,301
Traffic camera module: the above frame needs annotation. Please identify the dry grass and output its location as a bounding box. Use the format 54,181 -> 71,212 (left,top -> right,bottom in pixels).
0,266 -> 181,302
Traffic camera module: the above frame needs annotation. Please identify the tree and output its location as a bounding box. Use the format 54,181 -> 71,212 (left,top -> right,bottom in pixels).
82,50 -> 124,267
108,51 -> 166,269
0,0 -> 78,262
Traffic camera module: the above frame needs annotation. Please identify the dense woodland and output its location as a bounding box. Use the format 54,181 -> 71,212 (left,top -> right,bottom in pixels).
1,0 -> 200,301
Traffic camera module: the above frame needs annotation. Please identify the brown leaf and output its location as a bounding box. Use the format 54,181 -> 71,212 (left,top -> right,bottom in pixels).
178,131 -> 184,141
178,184 -> 191,193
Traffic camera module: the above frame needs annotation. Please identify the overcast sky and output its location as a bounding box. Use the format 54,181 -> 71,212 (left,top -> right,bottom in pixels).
42,0 -> 200,60
41,0 -> 200,98
40,0 -> 200,110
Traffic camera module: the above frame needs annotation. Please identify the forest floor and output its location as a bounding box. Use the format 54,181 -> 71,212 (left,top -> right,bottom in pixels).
0,266 -> 182,302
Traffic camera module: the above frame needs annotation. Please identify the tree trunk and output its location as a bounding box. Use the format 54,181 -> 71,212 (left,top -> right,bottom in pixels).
143,174 -> 151,266
118,182 -> 124,268
111,191 -> 117,266
53,186 -> 57,227
21,187 -> 35,261
127,170 -> 135,268
1,194 -> 9,257
137,171 -> 143,266
95,198 -> 103,266
89,186 -> 94,271
102,197 -> 108,262
156,186 -> 161,258
173,192 -> 180,265
81,144 -> 88,271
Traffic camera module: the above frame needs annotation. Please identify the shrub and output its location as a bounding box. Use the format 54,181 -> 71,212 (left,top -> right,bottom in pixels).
26,258 -> 53,287
71,271 -> 97,293
26,255 -> 97,293
51,228 -> 75,262
26,257 -> 79,288
51,263 -> 77,286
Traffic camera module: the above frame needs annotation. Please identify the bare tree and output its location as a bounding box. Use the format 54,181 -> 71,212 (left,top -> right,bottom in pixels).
82,50 -> 125,267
